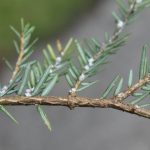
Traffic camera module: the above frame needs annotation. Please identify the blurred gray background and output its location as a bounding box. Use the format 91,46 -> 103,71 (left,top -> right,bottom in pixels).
1,1 -> 150,150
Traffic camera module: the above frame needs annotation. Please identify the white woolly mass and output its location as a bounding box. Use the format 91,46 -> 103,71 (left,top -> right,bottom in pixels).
117,20 -> 124,28
84,65 -> 90,71
130,4 -> 134,10
88,58 -> 94,66
69,88 -> 76,93
109,39 -> 112,43
84,58 -> 94,70
0,90 -> 6,95
0,86 -> 8,95
135,105 -> 140,109
49,69 -> 53,73
2,86 -> 8,90
61,51 -> 65,56
25,88 -> 34,97
55,57 -> 62,65
79,73 -> 85,81
26,89 -> 32,93
25,92 -> 32,97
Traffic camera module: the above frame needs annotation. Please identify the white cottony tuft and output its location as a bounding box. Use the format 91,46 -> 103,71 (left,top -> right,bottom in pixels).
25,88 -> 34,93
84,65 -> 90,71
25,92 -> 31,97
79,73 -> 85,81
61,51 -> 64,56
135,105 -> 140,109
3,86 -> 8,91
25,92 -> 32,97
84,58 -> 94,70
26,89 -> 32,93
49,69 -> 53,73
130,4 -> 134,10
88,58 -> 94,66
109,39 -> 112,43
25,88 -> 34,97
69,88 -> 76,93
55,57 -> 62,65
56,57 -> 62,62
117,20 -> 124,28
0,85 -> 8,95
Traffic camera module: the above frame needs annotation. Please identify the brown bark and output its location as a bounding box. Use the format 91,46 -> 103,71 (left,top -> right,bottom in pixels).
0,96 -> 150,119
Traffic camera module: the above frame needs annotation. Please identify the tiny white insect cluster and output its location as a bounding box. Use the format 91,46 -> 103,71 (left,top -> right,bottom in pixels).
25,87 -> 34,97
117,20 -> 125,29
116,0 -> 143,31
80,58 -> 95,82
135,105 -> 140,109
69,57 -> 95,94
69,74 -> 86,94
84,57 -> 94,71
0,86 -> 8,95
49,56 -> 63,74
79,73 -> 85,82
49,69 -> 53,73
55,57 -> 62,65
69,73 -> 86,94
61,51 -> 64,56
69,88 -> 76,93
55,56 -> 62,69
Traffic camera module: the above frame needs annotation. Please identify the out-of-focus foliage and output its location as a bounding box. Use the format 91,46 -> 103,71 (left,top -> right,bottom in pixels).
0,0 -> 94,57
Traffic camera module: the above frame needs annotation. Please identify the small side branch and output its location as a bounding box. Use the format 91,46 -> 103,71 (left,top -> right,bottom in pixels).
113,75 -> 150,101
11,33 -> 24,80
